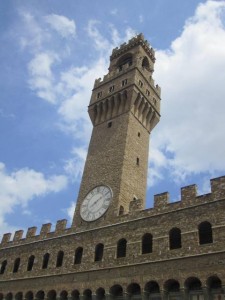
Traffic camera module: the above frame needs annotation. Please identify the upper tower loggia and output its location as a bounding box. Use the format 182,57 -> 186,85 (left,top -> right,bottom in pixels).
72,34 -> 161,230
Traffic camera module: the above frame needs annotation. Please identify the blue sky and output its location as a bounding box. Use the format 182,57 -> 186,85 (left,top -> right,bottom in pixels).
1,0 -> 225,238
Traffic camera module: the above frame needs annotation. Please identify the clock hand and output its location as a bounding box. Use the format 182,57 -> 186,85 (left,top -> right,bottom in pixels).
90,195 -> 104,208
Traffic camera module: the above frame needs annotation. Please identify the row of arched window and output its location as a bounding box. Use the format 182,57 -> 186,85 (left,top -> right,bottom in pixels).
0,276 -> 223,300
0,221 -> 213,275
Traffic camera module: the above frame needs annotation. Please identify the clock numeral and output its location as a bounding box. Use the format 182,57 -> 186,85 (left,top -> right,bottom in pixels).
99,208 -> 105,214
81,206 -> 86,212
94,212 -> 100,219
88,214 -> 93,221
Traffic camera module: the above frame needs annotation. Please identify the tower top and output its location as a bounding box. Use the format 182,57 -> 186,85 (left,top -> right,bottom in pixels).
110,33 -> 155,63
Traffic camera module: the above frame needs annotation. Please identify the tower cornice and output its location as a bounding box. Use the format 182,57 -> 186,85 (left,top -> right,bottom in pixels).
110,33 -> 155,63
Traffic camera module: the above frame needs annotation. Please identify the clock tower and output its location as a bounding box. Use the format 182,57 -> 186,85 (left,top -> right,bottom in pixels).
72,34 -> 161,230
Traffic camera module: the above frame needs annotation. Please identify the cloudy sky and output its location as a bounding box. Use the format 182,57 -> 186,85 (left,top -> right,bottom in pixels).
1,0 -> 225,239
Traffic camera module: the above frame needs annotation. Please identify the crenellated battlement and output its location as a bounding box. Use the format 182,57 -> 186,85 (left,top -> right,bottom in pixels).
0,219 -> 69,248
1,176 -> 225,249
110,33 -> 155,62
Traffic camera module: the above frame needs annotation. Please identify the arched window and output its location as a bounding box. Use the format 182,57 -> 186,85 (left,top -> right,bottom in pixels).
117,238 -> 127,258
60,291 -> 68,300
74,247 -> 83,264
0,260 -> 7,274
117,54 -> 133,71
144,281 -> 160,295
119,205 -> 124,216
42,253 -> 50,269
47,290 -> 56,300
36,291 -> 44,300
27,255 -> 35,271
164,279 -> 180,293
25,291 -> 33,300
95,243 -> 104,262
185,277 -> 202,292
96,288 -> 105,300
142,233 -> 153,254
13,257 -> 20,273
207,276 -> 222,291
110,285 -> 123,298
169,228 -> 182,249
71,290 -> 80,300
6,293 -> 13,300
142,57 -> 150,71
127,283 -> 141,297
56,250 -> 64,267
199,221 -> 213,244
83,289 -> 92,300
15,293 -> 23,300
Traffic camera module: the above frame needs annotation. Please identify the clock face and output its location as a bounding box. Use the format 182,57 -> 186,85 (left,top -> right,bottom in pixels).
80,186 -> 113,222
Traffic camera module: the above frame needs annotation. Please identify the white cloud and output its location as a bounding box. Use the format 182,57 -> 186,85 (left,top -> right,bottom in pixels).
64,147 -> 87,182
151,0 -> 225,185
65,202 -> 76,223
19,11 -> 47,51
0,162 -> 68,237
44,14 -> 76,38
28,52 -> 59,103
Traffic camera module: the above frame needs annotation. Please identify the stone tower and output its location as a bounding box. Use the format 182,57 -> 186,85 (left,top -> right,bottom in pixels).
72,34 -> 161,230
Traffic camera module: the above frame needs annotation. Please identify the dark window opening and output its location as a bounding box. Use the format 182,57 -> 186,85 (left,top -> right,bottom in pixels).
97,92 -> 102,99
25,291 -> 34,300
71,290 -> 80,300
83,290 -> 92,300
110,285 -> 123,298
109,85 -> 115,93
56,250 -> 64,267
42,253 -> 50,269
47,290 -> 56,300
60,291 -> 68,300
186,277 -> 202,291
96,288 -> 105,300
27,255 -> 35,271
95,243 -> 104,262
127,283 -> 141,296
199,221 -> 213,245
117,238 -> 127,258
74,247 -> 83,264
122,79 -> 128,86
6,294 -> 13,300
145,281 -> 160,294
165,280 -> 180,293
142,57 -> 150,71
15,293 -> 23,300
36,291 -> 45,300
142,233 -> 153,254
139,80 -> 143,88
0,260 -> 7,274
107,121 -> 112,128
146,89 -> 150,96
13,258 -> 20,273
119,205 -> 124,216
117,54 -> 133,71
138,132 -> 140,137
136,157 -> 139,166
169,228 -> 182,249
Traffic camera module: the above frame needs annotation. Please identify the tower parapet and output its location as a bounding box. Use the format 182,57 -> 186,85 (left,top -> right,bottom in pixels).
110,34 -> 155,63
